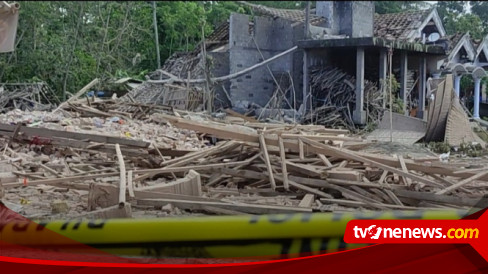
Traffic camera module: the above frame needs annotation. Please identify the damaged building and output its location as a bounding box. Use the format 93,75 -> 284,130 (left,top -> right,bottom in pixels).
139,1 -> 487,128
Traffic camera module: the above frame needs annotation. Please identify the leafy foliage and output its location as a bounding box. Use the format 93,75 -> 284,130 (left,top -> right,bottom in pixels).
470,1 -> 488,29
1,1 -> 487,103
374,1 -> 431,14
436,1 -> 487,39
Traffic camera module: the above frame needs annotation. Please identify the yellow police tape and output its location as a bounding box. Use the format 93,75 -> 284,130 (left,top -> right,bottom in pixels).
0,210 -> 467,259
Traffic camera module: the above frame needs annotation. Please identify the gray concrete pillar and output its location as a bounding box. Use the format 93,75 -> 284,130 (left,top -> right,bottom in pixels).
353,47 -> 366,124
474,77 -> 481,118
302,50 -> 310,115
379,48 -> 387,109
454,74 -> 461,98
417,55 -> 426,119
400,51 -> 408,115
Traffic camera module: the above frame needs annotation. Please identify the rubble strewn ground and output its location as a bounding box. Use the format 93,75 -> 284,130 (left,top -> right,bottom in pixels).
1,96 -> 488,221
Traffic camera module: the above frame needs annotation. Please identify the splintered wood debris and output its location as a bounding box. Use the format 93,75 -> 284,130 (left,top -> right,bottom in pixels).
0,98 -> 487,221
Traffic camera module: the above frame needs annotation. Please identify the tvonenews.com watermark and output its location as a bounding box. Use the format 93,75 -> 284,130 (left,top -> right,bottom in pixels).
352,225 -> 479,240
342,211 -> 488,261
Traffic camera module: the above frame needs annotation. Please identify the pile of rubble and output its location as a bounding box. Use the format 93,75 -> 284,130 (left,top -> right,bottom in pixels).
0,82 -> 60,113
1,95 -> 487,221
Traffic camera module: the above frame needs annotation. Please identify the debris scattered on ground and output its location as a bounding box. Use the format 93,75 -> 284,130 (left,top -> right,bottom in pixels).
1,93 -> 487,221
0,82 -> 60,113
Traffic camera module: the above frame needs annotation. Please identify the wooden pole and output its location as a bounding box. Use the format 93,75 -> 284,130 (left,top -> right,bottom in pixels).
152,1 -> 161,69
305,1 -> 310,39
388,47 -> 393,143
200,8 -> 212,114
115,144 -> 127,204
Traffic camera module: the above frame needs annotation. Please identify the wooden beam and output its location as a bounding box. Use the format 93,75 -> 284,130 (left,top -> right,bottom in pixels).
298,194 -> 315,208
394,189 -> 481,207
115,144 -> 127,204
137,198 -> 312,214
300,137 -> 444,188
287,180 -> 333,199
278,136 -> 290,190
288,175 -> 389,189
259,132 -> 276,190
0,123 -> 149,148
436,170 -> 488,195
318,154 -> 333,167
397,155 -> 413,186
3,172 -> 119,189
54,78 -> 99,113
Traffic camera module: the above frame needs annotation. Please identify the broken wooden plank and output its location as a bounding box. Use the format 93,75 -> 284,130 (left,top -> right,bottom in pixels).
288,175 -> 386,189
200,205 -> 251,215
54,78 -> 100,113
298,138 -> 305,160
393,189 -> 481,207
127,170 -> 135,198
435,170 -> 488,195
319,198 -> 434,210
278,136 -> 289,190
318,154 -> 333,167
378,170 -> 388,184
259,132 -> 276,190
225,108 -> 258,123
397,155 -> 413,186
285,161 -> 325,178
298,194 -> 315,208
137,198 -> 312,214
383,189 -> 404,206
287,180 -> 333,199
327,170 -> 362,181
3,172 -> 120,189
115,144 -> 127,204
0,123 -> 149,148
300,137 -> 444,188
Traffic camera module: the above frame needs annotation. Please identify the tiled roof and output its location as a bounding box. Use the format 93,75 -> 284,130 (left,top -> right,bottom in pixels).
238,1 -> 325,26
205,22 -> 229,43
471,38 -> 482,50
374,9 -> 433,41
446,32 -> 467,54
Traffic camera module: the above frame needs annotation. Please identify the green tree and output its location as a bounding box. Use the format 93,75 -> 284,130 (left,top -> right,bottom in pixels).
374,1 -> 430,14
248,1 -> 306,10
156,2 -> 212,61
436,1 -> 486,39
436,1 -> 466,22
204,1 -> 248,28
0,1 -> 156,98
444,14 -> 485,39
470,1 -> 488,28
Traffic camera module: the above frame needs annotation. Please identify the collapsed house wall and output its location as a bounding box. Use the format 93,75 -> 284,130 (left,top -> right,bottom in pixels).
229,13 -> 304,112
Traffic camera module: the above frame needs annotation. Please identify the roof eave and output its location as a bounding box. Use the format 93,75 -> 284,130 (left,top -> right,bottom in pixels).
297,37 -> 446,54
448,33 -> 477,61
407,8 -> 446,42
